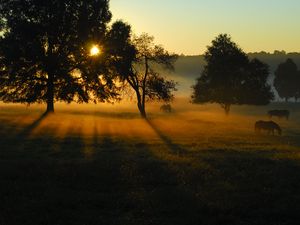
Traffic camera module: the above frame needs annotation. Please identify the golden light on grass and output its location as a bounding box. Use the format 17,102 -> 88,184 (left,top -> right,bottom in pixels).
90,45 -> 101,56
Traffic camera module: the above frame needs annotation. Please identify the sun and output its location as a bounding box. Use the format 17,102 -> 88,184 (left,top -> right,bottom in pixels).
90,45 -> 101,56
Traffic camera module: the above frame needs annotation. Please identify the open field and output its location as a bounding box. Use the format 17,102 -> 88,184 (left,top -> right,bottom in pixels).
0,100 -> 300,225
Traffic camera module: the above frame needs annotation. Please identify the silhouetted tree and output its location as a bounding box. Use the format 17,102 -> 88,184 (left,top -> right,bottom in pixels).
274,58 -> 299,102
192,34 -> 273,114
0,0 -> 120,113
109,31 -> 177,118
296,71 -> 300,102
240,58 -> 274,105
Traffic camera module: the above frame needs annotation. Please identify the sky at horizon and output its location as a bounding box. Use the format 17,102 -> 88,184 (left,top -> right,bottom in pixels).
110,0 -> 300,55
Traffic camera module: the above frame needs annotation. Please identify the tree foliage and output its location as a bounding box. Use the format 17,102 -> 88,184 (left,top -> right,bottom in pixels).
110,31 -> 177,118
274,58 -> 300,101
297,71 -> 300,101
192,34 -> 274,114
0,0 -> 121,112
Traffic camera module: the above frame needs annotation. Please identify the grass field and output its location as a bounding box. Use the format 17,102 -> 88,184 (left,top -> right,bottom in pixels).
0,100 -> 300,225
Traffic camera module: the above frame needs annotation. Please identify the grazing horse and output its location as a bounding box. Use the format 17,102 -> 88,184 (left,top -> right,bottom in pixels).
160,104 -> 172,113
268,110 -> 290,120
255,120 -> 282,136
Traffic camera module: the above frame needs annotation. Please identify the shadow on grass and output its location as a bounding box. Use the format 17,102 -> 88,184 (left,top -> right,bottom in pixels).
1,115 -> 300,225
16,112 -> 49,139
61,110 -> 142,120
0,112 -> 50,155
146,118 -> 187,155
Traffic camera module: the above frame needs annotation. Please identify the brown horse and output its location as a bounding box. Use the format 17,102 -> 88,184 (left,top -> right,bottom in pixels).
268,110 -> 290,120
160,104 -> 172,113
255,121 -> 282,136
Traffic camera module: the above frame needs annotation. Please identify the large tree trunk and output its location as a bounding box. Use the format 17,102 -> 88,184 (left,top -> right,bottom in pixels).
138,102 -> 146,118
136,91 -> 147,118
47,98 -> 54,113
46,73 -> 54,113
139,57 -> 149,119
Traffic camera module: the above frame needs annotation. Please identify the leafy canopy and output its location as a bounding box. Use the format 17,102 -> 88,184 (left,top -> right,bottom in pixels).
108,30 -> 178,118
192,34 -> 273,113
274,58 -> 300,101
0,0 -> 122,110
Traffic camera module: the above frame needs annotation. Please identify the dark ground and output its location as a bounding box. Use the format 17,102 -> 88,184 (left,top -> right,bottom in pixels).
0,102 -> 300,225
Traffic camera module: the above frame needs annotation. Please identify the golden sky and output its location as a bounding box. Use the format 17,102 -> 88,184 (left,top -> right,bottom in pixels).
111,0 -> 300,55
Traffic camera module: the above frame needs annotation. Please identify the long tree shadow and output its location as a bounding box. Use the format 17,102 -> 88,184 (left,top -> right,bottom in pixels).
92,135 -> 198,225
0,112 -> 50,154
145,118 -> 187,155
16,112 -> 49,139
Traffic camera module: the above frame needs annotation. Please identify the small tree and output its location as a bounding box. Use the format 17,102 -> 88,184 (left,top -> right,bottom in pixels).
192,34 -> 273,114
274,58 -> 299,102
109,31 -> 177,118
0,0 -> 120,113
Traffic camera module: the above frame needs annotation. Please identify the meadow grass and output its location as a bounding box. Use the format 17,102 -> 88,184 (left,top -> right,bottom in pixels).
0,101 -> 300,225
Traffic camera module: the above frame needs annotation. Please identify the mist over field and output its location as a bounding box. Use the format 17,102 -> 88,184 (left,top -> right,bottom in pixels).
1,0 -> 300,224
169,52 -> 300,98
1,99 -> 300,224
1,33 -> 300,225
1,99 -> 300,150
